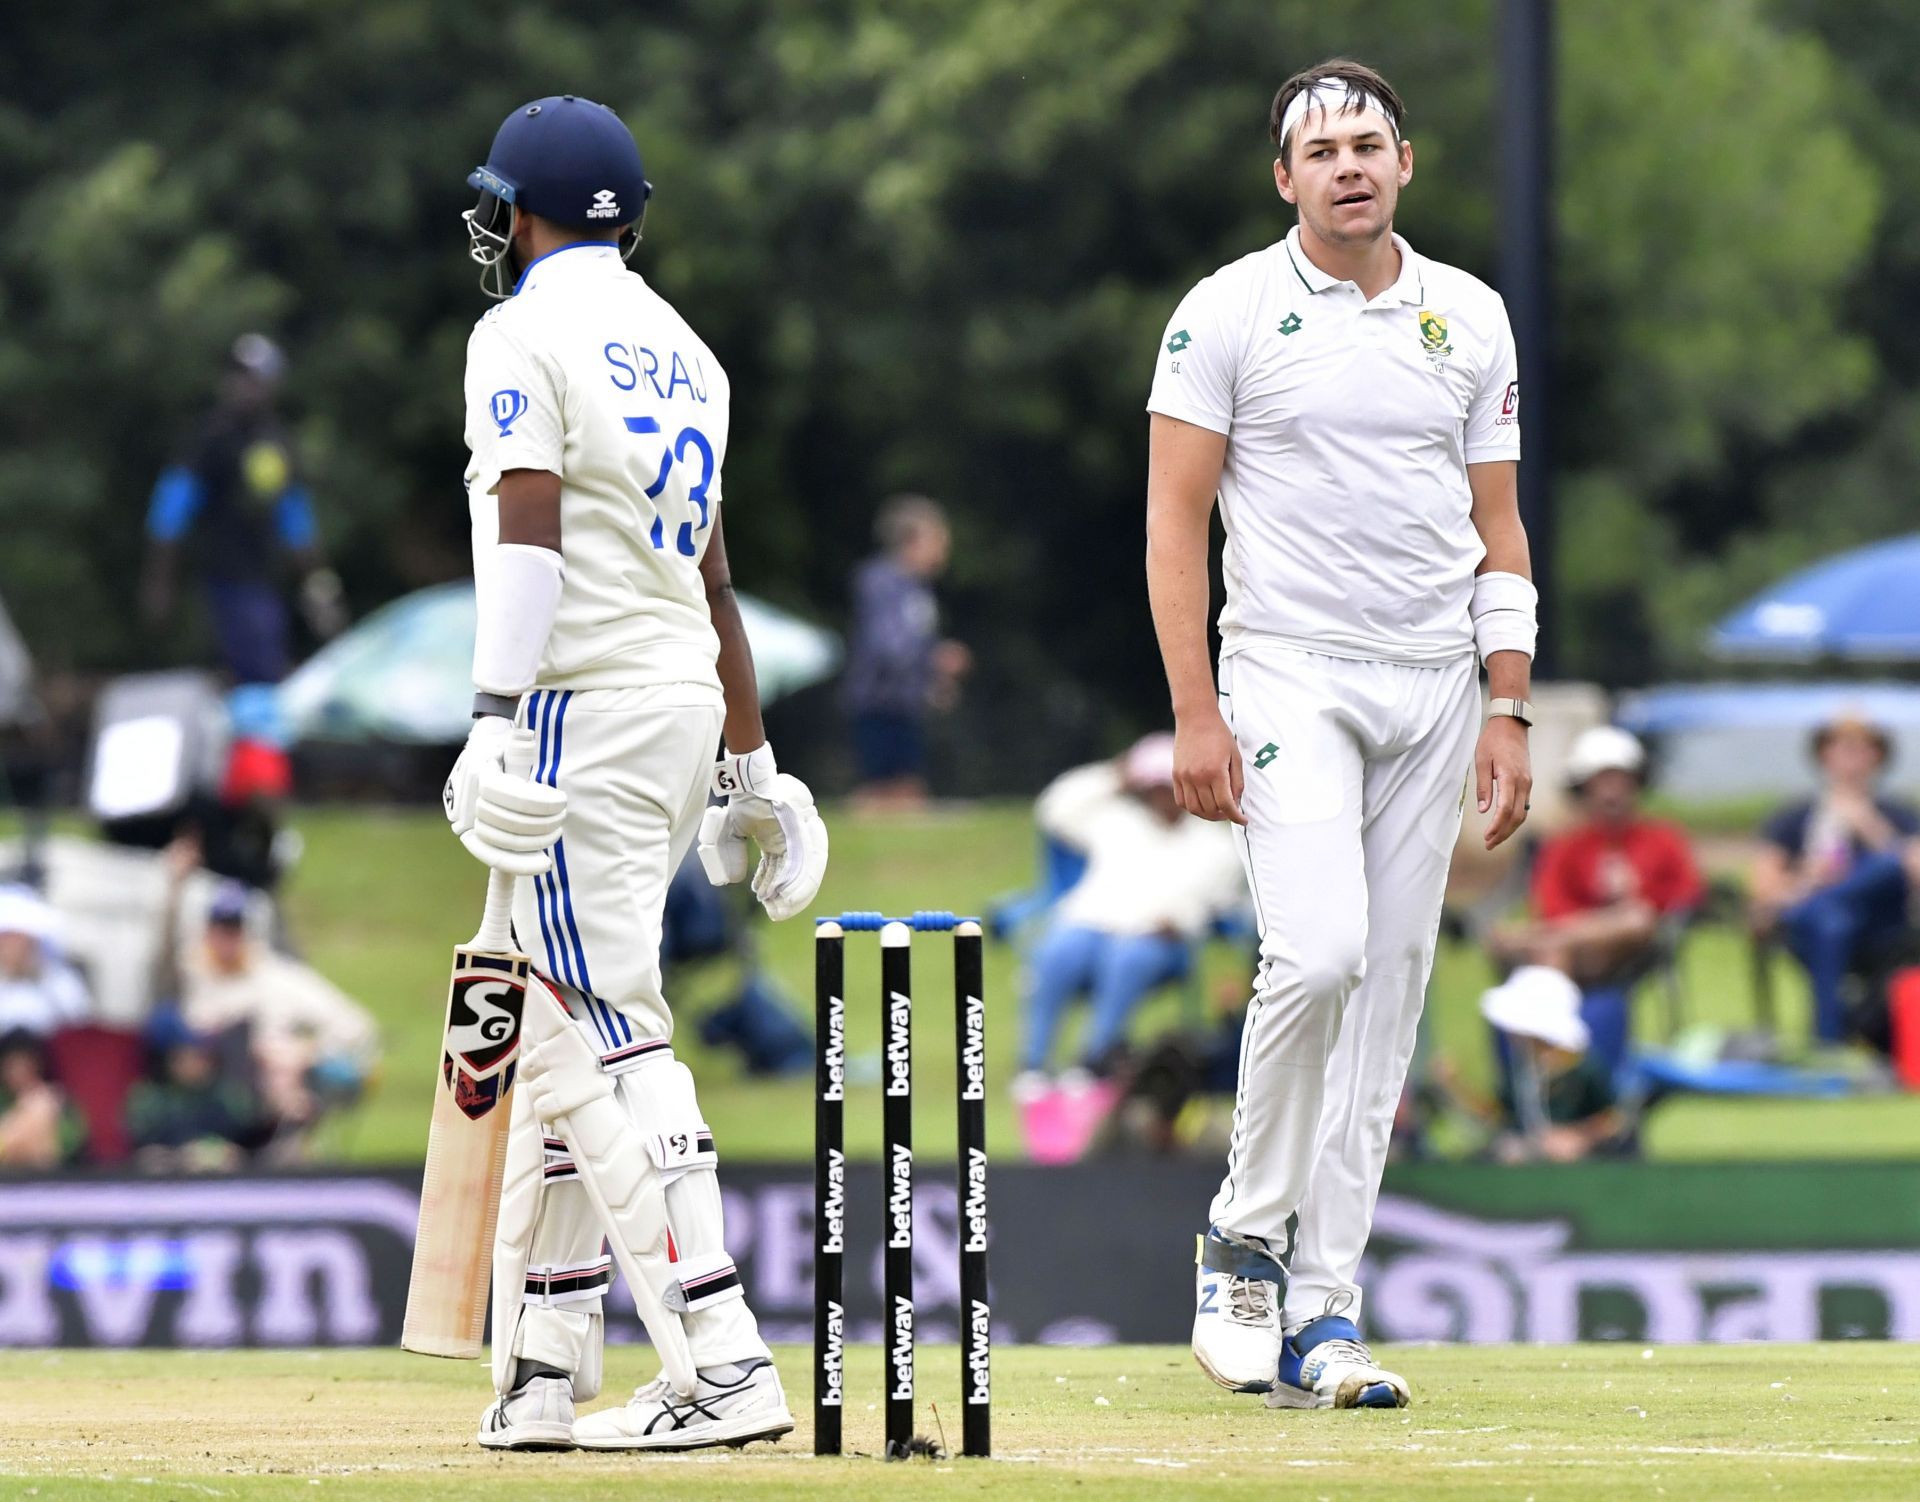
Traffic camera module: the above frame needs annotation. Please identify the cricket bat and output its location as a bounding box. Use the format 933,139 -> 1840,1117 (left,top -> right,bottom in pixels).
402,740 -> 536,1359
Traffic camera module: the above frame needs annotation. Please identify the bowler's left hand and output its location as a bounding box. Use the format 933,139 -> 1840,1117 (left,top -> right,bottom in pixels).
1476,716 -> 1532,850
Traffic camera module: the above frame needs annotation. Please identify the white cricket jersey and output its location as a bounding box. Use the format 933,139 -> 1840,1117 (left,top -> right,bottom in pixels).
464,242 -> 731,693
1147,226 -> 1521,666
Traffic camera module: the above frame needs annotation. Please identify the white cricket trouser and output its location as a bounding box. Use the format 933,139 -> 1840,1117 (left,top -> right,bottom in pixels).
1209,643 -> 1479,1330
499,682 -> 766,1384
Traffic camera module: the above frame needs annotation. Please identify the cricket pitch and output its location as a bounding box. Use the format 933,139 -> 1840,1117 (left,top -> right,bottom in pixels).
3,1342 -> 1916,1500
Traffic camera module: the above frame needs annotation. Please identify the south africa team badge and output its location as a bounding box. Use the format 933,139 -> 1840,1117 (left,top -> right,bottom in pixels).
1417,309 -> 1452,366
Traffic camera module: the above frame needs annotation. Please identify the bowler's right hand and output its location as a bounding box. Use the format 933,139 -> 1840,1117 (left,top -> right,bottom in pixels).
1174,706 -> 1246,825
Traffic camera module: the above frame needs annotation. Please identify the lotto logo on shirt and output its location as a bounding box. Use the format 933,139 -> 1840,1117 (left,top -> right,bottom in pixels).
1497,381 -> 1520,425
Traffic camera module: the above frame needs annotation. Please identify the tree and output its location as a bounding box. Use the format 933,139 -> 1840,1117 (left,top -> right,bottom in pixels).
0,0 -> 1889,786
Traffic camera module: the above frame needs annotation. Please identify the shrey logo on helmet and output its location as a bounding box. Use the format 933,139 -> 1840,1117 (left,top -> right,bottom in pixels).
462,95 -> 654,299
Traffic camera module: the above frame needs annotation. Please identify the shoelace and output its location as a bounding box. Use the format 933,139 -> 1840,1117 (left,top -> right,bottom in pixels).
1225,1276 -> 1274,1327
1309,1337 -> 1376,1369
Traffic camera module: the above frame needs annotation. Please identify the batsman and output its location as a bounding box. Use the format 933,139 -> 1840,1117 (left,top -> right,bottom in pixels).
444,95 -> 827,1450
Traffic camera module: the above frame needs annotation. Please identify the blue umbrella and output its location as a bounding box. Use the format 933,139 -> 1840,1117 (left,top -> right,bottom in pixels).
279,582 -> 840,745
1710,534 -> 1920,661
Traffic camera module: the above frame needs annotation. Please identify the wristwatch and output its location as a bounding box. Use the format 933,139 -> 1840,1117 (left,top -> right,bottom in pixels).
1486,697 -> 1535,727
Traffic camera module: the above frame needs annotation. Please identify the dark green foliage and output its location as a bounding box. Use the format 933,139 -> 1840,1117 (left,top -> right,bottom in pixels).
0,1 -> 1895,785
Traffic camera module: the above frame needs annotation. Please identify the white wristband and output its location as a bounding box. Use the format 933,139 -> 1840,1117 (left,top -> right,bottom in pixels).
1470,570 -> 1538,665
714,742 -> 777,798
473,543 -> 565,697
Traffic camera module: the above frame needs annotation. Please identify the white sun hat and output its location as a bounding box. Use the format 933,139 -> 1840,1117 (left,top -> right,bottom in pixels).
1565,725 -> 1647,787
0,884 -> 61,947
1122,732 -> 1177,791
1480,965 -> 1590,1052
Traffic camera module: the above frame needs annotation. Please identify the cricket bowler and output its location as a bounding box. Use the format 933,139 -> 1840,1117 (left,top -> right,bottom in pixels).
446,94 -> 826,1449
1145,59 -> 1537,1408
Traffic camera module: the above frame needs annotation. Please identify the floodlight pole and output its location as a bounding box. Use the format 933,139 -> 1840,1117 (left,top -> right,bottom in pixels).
1499,0 -> 1555,676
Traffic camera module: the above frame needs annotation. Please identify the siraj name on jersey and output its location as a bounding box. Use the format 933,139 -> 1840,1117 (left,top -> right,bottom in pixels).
603,341 -> 710,402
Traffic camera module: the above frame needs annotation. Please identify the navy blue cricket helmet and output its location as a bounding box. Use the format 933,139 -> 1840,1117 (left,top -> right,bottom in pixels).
464,94 -> 653,298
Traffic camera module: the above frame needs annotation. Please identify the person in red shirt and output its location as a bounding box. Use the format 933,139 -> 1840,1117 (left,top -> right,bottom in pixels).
1486,726 -> 1703,1074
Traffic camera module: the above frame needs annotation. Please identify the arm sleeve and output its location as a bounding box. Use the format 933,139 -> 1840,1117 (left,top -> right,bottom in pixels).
1649,826 -> 1705,914
1035,763 -> 1125,844
276,959 -> 380,1065
1145,278 -> 1235,436
1463,299 -> 1522,463
1530,836 -> 1582,920
465,323 -> 565,483
1761,802 -> 1808,857
273,485 -> 317,550
146,467 -> 206,542
48,963 -> 92,1027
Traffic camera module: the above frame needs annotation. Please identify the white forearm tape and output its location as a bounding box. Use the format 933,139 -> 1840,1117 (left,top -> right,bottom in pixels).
473,543 -> 565,697
713,741 -> 777,798
1471,570 -> 1538,664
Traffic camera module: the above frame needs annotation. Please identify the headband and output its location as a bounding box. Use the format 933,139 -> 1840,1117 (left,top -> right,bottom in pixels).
1280,80 -> 1398,150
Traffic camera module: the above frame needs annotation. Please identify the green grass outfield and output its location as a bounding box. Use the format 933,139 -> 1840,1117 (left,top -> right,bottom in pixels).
2,1344 -> 1916,1499
283,803 -> 1920,1165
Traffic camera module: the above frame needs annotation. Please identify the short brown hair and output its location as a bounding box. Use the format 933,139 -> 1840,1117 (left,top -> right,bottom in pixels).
875,493 -> 948,552
1812,712 -> 1893,766
1269,58 -> 1407,163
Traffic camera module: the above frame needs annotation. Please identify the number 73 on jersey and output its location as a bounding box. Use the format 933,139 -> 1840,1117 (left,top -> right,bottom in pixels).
624,416 -> 714,557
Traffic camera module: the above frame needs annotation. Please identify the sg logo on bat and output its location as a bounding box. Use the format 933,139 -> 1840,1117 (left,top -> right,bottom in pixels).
442,961 -> 529,1121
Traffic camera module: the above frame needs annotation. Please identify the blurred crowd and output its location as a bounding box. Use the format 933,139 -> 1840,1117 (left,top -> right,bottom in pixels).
10,328 -> 1920,1180
0,846 -> 376,1172
996,705 -> 1920,1170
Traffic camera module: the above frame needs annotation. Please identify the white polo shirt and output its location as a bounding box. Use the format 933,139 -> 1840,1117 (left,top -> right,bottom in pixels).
464,243 -> 731,694
1147,226 -> 1520,666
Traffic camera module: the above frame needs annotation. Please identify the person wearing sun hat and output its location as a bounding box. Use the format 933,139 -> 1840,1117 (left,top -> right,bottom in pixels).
1013,732 -> 1246,1162
1486,725 -> 1703,1078
1477,965 -> 1628,1163
0,884 -> 91,1037
1751,711 -> 1919,1043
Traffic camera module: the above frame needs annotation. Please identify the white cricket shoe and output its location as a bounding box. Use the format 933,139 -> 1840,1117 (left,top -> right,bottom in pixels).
1192,1259 -> 1283,1393
572,1358 -> 795,1451
1266,1314 -> 1410,1410
477,1374 -> 576,1450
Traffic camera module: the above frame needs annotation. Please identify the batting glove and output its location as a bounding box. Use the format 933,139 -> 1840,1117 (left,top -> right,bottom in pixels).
697,743 -> 829,921
444,720 -> 567,877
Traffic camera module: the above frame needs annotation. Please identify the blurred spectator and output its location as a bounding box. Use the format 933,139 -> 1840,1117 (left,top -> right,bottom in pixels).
0,588 -> 30,733
126,1012 -> 262,1171
159,858 -> 377,1142
203,685 -> 298,890
1013,734 -> 1245,1161
140,333 -> 347,685
0,1029 -> 87,1167
1487,727 -> 1702,1076
660,847 -> 811,1076
0,587 -> 55,875
842,494 -> 971,811
0,884 -> 91,1035
1475,966 -> 1631,1162
1750,713 -> 1919,1044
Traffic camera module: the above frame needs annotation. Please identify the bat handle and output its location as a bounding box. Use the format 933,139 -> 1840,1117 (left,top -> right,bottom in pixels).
469,725 -> 537,953
473,867 -> 517,952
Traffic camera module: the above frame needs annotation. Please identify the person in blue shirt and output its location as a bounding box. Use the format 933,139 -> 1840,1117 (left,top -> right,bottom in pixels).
140,334 -> 347,683
840,494 -> 970,810
1750,713 -> 1920,1043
